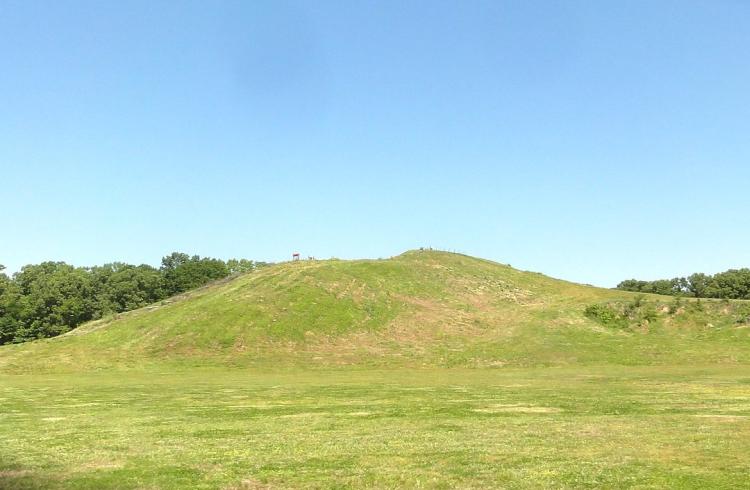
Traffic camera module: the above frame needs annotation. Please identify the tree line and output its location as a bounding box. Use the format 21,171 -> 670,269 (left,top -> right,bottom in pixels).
0,253 -> 269,345
616,268 -> 750,299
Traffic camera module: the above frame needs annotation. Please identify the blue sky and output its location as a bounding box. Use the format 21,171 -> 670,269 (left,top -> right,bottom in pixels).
1,1 -> 749,286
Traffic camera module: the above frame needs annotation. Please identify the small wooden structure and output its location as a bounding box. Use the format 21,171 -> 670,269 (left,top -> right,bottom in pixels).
292,252 -> 300,261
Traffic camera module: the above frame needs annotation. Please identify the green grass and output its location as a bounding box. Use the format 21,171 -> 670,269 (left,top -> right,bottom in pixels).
2,367 -> 750,489
2,250 -> 749,488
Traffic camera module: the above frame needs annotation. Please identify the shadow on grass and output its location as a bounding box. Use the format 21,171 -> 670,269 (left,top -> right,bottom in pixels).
0,465 -> 57,490
0,461 -> 206,489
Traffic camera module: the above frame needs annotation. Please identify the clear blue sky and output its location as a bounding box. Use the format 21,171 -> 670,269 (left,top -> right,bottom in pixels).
2,1 -> 749,287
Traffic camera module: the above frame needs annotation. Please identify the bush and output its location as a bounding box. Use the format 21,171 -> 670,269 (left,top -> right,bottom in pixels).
640,304 -> 658,323
586,298 -> 662,330
736,305 -> 750,325
669,296 -> 682,315
584,304 -> 628,329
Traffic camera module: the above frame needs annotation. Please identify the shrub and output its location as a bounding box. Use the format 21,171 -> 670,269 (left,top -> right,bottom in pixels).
668,297 -> 683,315
584,304 -> 628,329
640,304 -> 658,323
736,305 -> 750,325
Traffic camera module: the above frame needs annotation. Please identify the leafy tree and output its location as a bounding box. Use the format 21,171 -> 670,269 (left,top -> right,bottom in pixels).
618,268 -> 750,300
616,279 -> 648,292
12,262 -> 97,341
616,278 -> 685,295
90,263 -> 166,314
0,265 -> 21,344
225,259 -> 271,275
709,269 -> 750,299
226,258 -> 256,275
160,253 -> 230,295
687,273 -> 711,298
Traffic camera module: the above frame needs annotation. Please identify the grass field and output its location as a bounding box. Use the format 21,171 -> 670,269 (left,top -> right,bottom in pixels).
2,251 -> 750,488
2,366 -> 750,489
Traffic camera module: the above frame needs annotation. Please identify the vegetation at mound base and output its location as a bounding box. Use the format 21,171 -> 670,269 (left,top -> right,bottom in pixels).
1,250 -> 748,373
584,295 -> 750,331
0,253 -> 269,345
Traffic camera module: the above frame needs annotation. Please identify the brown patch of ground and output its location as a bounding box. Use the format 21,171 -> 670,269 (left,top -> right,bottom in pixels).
0,470 -> 33,478
228,477 -> 274,489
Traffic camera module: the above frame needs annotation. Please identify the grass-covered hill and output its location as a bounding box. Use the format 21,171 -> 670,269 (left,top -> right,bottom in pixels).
1,250 -> 748,373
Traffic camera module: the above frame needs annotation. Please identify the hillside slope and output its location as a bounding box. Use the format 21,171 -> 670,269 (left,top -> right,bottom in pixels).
1,250 -> 748,372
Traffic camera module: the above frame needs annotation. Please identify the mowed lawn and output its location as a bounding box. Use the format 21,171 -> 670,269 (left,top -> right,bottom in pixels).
2,366 -> 750,489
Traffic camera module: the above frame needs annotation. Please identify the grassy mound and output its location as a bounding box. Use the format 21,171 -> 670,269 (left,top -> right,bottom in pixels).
1,250 -> 748,372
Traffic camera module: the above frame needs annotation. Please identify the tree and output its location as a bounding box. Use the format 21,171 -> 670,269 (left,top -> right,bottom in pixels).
616,279 -> 647,292
160,253 -> 230,295
226,258 -> 256,275
90,263 -> 166,314
687,273 -> 711,298
710,269 -> 750,299
618,269 -> 750,300
12,262 -> 97,341
0,265 -> 22,344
